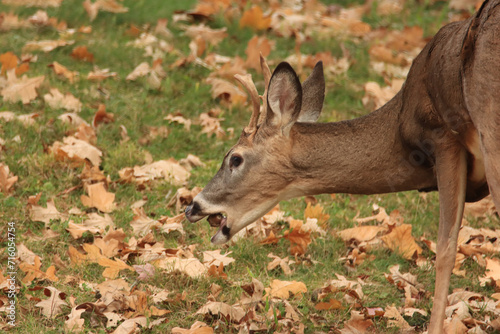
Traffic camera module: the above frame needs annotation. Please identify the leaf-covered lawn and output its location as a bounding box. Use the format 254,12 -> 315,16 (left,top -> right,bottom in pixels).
0,0 -> 499,333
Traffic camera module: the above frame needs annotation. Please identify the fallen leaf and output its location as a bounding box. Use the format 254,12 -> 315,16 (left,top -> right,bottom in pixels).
98,257 -> 134,279
265,279 -> 307,299
71,46 -> 94,62
126,62 -> 151,81
153,257 -> 206,278
383,305 -> 412,330
119,159 -> 190,187
48,61 -> 78,83
1,70 -> 44,104
64,307 -> 85,332
29,198 -> 68,227
202,250 -> 235,267
44,88 -> 82,112
35,287 -> 68,319
81,182 -> 116,213
0,163 -> 17,194
130,207 -> 161,236
315,298 -> 343,311
50,136 -> 102,166
245,35 -> 274,71
196,301 -> 245,323
3,0 -> 62,6
172,321 -> 214,334
381,224 -> 422,259
93,104 -> 114,127
23,39 -> 74,53
239,6 -> 271,30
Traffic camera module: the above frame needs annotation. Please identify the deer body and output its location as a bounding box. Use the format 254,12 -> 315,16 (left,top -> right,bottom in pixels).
186,1 -> 500,332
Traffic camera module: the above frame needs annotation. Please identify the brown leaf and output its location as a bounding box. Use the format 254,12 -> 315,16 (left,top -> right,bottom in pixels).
35,287 -> 68,319
93,104 -> 114,127
172,321 -> 214,334
3,0 -> 62,6
196,301 -> 245,323
205,77 -> 247,107
284,224 -> 311,256
71,46 -> 94,62
203,250 -> 235,267
23,39 -> 73,53
0,51 -> 18,75
265,279 -> 307,299
1,70 -> 44,104
239,6 -> 271,31
119,159 -> 190,187
50,136 -> 102,166
81,182 -> 116,213
29,198 -> 68,227
64,307 -> 85,332
48,61 -> 78,83
130,207 -> 161,236
153,257 -> 207,278
245,36 -> 274,71
43,88 -> 82,112
381,224 -> 422,259
304,202 -> 330,227
0,163 -> 17,194
98,257 -> 134,279
315,298 -> 343,311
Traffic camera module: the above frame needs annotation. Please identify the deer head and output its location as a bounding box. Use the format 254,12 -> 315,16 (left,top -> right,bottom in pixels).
185,58 -> 325,244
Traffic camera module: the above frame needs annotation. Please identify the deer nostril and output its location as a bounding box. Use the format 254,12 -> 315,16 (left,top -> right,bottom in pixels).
185,201 -> 201,220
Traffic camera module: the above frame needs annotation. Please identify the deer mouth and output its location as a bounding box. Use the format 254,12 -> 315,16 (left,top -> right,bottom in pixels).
207,213 -> 231,244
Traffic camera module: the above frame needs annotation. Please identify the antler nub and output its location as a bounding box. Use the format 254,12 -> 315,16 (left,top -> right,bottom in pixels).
234,73 -> 261,135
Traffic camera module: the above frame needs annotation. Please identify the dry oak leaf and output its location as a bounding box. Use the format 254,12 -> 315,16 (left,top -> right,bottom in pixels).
185,24 -> 228,47
2,0 -> 62,7
315,298 -> 343,311
29,198 -> 68,226
66,213 -> 114,239
119,159 -> 190,187
172,321 -> 214,334
98,257 -> 134,279
20,256 -> 59,284
265,279 -> 307,299
50,136 -> 102,166
0,163 -> 18,194
58,113 -> 88,127
0,51 -> 18,74
81,182 -> 116,213
112,317 -> 147,334
71,46 -> 94,62
205,77 -> 247,107
239,6 -> 271,31
267,253 -> 292,275
381,223 -> 422,259
48,61 -> 78,83
23,39 -> 74,53
125,62 -> 150,81
44,88 -> 82,112
284,222 -> 312,256
93,104 -> 114,127
384,305 -> 413,330
0,111 -> 38,125
196,301 -> 246,323
199,112 -> 226,138
87,66 -> 117,81
480,257 -> 500,287
130,207 -> 161,236
245,35 -> 274,71
152,257 -> 206,278
304,202 -> 330,227
83,0 -> 129,21
64,307 -> 85,333
341,311 -> 374,334
202,250 -> 235,267
0,70 -> 44,104
35,286 -> 68,319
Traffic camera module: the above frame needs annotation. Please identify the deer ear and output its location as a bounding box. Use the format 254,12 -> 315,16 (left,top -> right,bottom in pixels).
265,62 -> 303,136
297,61 -> 325,123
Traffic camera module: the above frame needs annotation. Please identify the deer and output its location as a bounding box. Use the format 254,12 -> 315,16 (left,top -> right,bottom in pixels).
185,0 -> 500,332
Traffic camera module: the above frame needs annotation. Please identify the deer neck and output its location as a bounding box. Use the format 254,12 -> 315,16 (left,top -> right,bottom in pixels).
287,91 -> 437,197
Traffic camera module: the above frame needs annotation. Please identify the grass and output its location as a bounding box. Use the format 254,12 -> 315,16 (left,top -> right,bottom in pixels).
0,0 -> 497,333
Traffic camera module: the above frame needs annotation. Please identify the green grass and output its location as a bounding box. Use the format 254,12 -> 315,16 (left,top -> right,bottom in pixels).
0,0 -> 497,333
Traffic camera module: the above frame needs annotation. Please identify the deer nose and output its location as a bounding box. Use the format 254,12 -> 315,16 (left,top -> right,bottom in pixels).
185,201 -> 203,222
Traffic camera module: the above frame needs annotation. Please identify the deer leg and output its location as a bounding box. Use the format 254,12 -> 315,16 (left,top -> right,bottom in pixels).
480,132 -> 500,211
427,145 -> 467,334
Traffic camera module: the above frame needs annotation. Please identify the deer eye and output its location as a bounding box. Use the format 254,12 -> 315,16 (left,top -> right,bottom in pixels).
229,155 -> 243,168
